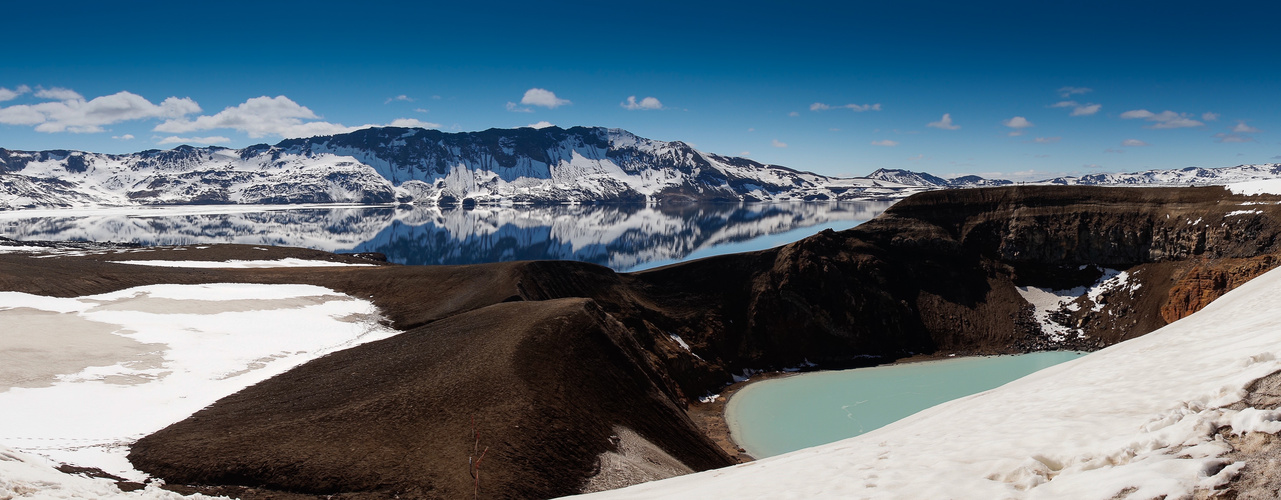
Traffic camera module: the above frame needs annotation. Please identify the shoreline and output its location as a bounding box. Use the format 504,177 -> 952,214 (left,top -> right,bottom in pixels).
693,350 -> 1092,462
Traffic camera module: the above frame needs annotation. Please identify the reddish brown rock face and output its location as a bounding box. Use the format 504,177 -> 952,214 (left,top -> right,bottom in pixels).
1162,257 -> 1278,324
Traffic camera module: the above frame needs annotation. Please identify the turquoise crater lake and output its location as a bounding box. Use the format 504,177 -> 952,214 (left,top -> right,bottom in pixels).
726,351 -> 1086,458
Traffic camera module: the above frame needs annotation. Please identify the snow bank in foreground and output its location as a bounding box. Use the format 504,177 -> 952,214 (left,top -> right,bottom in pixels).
0,444 -> 220,499
576,267 -> 1281,499
114,258 -> 376,268
0,283 -> 399,484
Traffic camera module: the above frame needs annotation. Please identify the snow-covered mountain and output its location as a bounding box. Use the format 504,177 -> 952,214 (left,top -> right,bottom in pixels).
0,127 -> 918,210
1043,163 -> 1281,186
866,168 -> 1014,188
7,128 -> 1278,211
871,164 -> 1281,189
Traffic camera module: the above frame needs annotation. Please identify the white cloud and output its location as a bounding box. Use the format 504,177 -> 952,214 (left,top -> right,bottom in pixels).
112,134 -> 135,140
506,101 -> 533,113
907,154 -> 925,161
738,151 -> 750,156
414,108 -> 430,113
156,96 -> 330,138
0,85 -> 30,102
0,89 -> 201,133
1058,86 -> 1092,97
1032,136 -> 1061,144
1122,139 -> 1149,147
525,121 -> 555,129
621,96 -> 663,110
810,102 -> 882,112
1003,116 -> 1034,129
156,95 -> 435,139
157,135 -> 231,145
1214,132 -> 1254,143
431,95 -> 441,100
870,139 -> 899,147
1052,101 -> 1102,116
788,111 -> 800,117
771,139 -> 788,148
1233,121 -> 1261,133
1202,112 -> 1220,121
520,88 -> 570,109
34,87 -> 84,101
927,113 -> 960,130
384,94 -> 414,104
1071,103 -> 1102,116
386,118 -> 441,129
1119,110 -> 1153,119
1120,109 -> 1205,129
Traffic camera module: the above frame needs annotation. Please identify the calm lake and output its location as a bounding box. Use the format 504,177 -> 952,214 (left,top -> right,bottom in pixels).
0,201 -> 891,271
726,351 -> 1086,458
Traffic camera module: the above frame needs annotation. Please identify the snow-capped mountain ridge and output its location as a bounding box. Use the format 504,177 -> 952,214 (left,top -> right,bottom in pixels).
871,165 -> 1281,188
0,127 -> 915,210
5,128 -> 1281,211
1043,163 -> 1281,186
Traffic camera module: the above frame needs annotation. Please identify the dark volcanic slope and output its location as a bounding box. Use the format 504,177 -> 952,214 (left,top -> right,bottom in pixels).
129,298 -> 726,499
8,185 -> 1281,498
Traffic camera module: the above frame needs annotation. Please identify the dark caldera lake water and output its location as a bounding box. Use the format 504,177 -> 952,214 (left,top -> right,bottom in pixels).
0,201 -> 891,271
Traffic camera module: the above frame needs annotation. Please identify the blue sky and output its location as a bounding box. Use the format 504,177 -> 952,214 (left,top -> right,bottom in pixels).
2,0 -> 1278,179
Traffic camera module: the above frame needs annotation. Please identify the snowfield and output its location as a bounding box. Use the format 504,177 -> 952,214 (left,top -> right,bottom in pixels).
575,266 -> 1281,499
0,283 -> 400,495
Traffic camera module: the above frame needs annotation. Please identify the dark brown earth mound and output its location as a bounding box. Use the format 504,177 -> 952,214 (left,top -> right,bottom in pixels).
8,185 -> 1281,498
128,298 -> 726,499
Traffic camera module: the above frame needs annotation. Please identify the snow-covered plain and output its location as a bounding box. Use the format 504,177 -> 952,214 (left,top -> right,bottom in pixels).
1228,178 -> 1281,196
576,266 -> 1281,499
0,283 -> 399,496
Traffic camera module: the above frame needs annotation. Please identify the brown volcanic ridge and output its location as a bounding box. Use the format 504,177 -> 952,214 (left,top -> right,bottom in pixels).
5,185 -> 1281,498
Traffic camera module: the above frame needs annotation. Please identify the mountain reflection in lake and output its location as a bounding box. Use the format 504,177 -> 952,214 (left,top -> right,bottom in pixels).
0,202 -> 891,271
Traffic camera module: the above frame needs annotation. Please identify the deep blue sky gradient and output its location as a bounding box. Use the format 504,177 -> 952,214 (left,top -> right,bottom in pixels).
2,0 -> 1278,178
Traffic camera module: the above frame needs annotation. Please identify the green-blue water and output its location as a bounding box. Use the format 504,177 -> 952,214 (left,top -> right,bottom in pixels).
726,351 -> 1086,458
